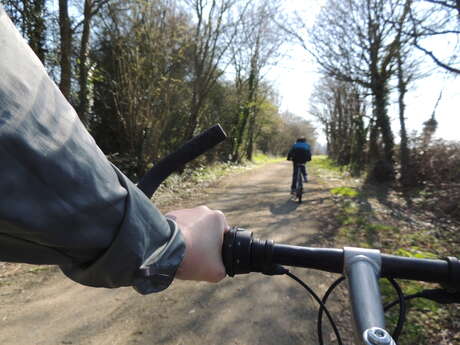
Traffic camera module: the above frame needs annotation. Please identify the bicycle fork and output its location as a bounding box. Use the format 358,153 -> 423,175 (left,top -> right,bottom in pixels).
344,248 -> 396,345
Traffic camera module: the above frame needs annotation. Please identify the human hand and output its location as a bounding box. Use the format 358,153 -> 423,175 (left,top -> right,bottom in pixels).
166,206 -> 229,283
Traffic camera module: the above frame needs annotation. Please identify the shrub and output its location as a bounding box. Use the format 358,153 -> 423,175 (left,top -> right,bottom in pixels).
405,138 -> 460,220
409,139 -> 460,186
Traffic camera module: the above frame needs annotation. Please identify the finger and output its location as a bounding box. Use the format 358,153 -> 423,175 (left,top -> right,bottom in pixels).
214,210 -> 230,231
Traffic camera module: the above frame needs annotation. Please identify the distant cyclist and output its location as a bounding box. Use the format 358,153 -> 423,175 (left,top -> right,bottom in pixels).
287,138 -> 312,194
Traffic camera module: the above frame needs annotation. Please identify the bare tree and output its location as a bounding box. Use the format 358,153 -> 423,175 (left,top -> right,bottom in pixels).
228,0 -> 285,161
308,0 -> 414,179
310,77 -> 368,174
182,0 -> 245,141
408,0 -> 460,74
394,0 -> 423,185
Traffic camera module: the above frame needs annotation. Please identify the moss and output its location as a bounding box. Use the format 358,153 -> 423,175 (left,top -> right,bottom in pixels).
393,248 -> 439,260
365,223 -> 397,233
330,187 -> 360,198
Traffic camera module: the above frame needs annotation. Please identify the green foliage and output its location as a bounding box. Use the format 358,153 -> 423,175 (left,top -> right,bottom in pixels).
106,152 -> 141,181
311,156 -> 343,172
330,187 -> 360,198
251,153 -> 284,164
310,77 -> 368,174
380,279 -> 441,345
365,223 -> 396,233
380,272 -> 458,345
393,248 -> 439,260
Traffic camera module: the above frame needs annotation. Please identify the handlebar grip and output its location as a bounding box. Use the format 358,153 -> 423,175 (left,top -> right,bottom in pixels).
222,228 -> 254,276
223,227 -> 287,276
137,124 -> 227,198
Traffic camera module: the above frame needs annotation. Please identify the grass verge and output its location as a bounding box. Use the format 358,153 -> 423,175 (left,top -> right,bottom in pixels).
311,156 -> 460,345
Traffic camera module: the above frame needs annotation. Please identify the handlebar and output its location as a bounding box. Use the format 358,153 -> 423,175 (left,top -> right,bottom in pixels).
222,228 -> 460,288
222,227 -> 460,345
137,124 -> 227,198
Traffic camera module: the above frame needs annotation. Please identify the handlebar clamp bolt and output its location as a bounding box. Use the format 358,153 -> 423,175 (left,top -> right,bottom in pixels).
363,327 -> 395,345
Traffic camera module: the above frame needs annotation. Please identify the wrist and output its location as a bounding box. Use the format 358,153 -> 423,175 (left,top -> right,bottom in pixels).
176,227 -> 195,280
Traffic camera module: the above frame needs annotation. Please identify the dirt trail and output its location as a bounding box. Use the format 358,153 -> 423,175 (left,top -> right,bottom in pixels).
0,161 -> 341,345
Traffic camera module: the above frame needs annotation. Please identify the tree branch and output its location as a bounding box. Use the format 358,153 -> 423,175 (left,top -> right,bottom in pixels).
414,42 -> 460,74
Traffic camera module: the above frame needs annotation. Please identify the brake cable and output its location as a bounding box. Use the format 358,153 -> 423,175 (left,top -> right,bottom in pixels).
285,272 -> 412,345
285,271 -> 344,345
317,276 -> 345,345
386,277 -> 406,342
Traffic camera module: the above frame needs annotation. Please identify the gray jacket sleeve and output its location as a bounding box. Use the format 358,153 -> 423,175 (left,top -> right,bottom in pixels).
0,6 -> 185,294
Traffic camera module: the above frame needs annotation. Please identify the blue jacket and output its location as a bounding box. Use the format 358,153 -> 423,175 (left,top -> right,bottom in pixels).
287,142 -> 312,164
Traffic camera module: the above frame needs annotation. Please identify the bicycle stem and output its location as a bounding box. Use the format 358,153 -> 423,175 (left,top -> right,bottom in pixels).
343,247 -> 396,345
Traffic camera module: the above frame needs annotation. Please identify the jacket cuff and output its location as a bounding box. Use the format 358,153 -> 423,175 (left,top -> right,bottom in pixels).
133,219 -> 185,294
60,167 -> 186,293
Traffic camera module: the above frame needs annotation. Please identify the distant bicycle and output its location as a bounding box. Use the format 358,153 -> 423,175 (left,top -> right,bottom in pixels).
293,163 -> 306,203
287,137 -> 311,203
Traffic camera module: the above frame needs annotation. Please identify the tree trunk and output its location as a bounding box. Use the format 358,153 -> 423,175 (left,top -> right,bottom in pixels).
184,91 -> 201,140
233,71 -> 256,162
372,80 -> 395,180
232,104 -> 250,162
350,103 -> 366,176
397,52 -> 410,186
368,117 -> 380,162
232,57 -> 256,161
245,100 -> 258,161
77,0 -> 92,126
59,0 -> 72,101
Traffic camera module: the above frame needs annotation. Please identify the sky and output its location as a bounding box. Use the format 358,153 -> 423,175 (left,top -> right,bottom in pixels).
266,0 -> 460,145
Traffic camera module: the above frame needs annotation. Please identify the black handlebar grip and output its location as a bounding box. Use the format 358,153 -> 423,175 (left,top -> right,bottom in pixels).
222,228 -> 238,277
137,124 -> 227,198
222,227 -> 254,276
223,227 -> 286,277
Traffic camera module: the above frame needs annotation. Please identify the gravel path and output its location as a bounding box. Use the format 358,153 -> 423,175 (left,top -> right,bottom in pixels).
0,161 -> 341,345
